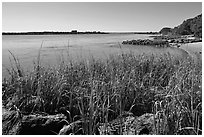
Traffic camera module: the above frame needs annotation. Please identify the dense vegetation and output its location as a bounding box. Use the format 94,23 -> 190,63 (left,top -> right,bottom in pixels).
160,14 -> 202,38
159,27 -> 171,35
2,50 -> 202,134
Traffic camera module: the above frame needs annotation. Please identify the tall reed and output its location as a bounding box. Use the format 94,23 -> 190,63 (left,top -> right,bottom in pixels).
2,49 -> 202,135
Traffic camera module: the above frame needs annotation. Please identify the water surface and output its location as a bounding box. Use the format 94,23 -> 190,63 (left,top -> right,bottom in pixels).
2,34 -> 191,78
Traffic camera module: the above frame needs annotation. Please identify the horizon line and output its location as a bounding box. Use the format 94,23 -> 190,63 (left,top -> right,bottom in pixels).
2,30 -> 159,33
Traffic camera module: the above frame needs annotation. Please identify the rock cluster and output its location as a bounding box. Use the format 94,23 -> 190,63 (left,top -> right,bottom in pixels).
2,108 -> 199,135
2,108 -> 159,135
122,39 -> 169,47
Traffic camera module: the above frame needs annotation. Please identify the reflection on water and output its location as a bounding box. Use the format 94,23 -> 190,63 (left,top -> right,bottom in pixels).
2,34 -> 191,78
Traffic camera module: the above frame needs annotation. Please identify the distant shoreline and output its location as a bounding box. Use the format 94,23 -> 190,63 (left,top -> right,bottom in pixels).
2,31 -> 109,35
2,31 -> 159,35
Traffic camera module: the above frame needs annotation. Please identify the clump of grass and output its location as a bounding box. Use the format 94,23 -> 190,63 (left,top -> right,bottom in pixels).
2,50 -> 202,135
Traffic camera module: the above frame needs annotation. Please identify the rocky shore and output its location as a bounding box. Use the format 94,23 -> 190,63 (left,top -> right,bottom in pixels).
2,108 -> 160,135
122,39 -> 170,48
122,35 -> 202,48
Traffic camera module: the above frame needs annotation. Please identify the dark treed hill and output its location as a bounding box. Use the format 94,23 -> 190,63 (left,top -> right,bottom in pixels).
159,27 -> 171,35
172,14 -> 202,37
160,14 -> 202,38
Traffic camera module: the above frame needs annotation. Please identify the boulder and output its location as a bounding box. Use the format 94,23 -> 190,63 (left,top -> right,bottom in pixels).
98,113 -> 157,135
2,109 -> 67,135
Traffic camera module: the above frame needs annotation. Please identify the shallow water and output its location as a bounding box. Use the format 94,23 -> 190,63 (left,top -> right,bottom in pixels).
180,42 -> 202,54
2,34 -> 191,78
180,42 -> 202,63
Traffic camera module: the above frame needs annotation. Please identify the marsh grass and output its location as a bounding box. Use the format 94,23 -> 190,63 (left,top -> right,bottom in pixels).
2,48 -> 202,135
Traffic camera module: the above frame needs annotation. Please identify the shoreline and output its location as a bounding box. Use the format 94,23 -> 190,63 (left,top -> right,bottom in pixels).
2,32 -> 159,35
178,42 -> 202,63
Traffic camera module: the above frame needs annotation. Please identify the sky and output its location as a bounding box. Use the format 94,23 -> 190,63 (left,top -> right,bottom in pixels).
2,2 -> 202,32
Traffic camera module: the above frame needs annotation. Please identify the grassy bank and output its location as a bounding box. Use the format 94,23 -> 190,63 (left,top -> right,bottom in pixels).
2,51 -> 202,135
